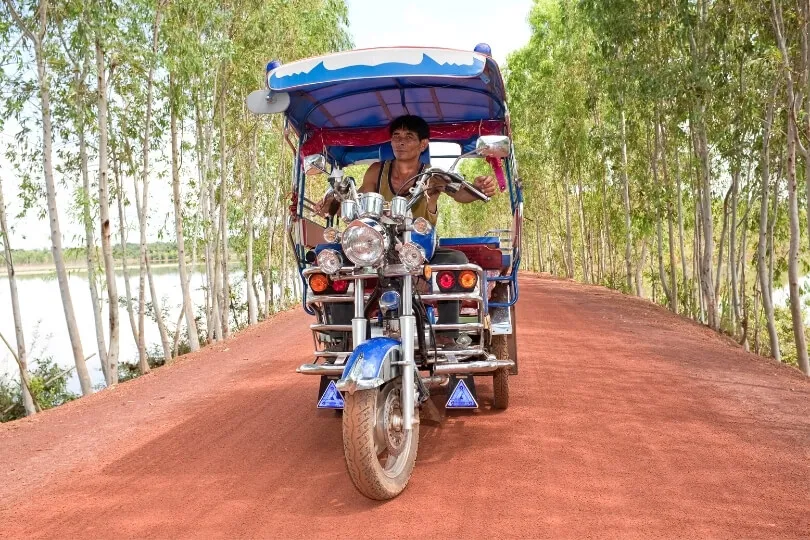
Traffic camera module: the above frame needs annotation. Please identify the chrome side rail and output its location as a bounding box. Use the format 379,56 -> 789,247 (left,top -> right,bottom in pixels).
306,294 -> 369,306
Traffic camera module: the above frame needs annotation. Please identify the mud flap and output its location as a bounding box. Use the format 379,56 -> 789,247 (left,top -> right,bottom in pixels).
317,376 -> 343,409
446,376 -> 479,409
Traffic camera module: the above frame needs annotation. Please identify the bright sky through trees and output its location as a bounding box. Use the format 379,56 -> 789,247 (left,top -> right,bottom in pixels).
1,0 -> 533,249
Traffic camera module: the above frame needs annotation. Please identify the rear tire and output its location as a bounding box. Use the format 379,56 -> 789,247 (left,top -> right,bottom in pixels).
491,335 -> 510,410
342,381 -> 419,500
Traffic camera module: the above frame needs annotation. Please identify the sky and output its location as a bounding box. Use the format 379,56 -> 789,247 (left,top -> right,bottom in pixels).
0,0 -> 535,250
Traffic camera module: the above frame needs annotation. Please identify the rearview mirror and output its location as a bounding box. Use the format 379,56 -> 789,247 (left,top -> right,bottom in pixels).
246,89 -> 290,115
304,154 -> 330,176
475,135 -> 510,159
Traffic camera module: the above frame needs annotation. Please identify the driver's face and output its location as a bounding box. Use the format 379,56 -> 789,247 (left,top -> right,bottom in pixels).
391,128 -> 428,161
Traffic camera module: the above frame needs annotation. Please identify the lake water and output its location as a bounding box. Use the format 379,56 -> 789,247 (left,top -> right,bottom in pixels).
0,265 -> 290,394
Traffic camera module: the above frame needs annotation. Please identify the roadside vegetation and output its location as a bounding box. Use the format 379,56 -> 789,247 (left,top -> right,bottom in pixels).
498,0 -> 810,373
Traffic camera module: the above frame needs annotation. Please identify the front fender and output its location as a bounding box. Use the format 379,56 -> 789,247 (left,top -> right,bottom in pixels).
336,337 -> 401,395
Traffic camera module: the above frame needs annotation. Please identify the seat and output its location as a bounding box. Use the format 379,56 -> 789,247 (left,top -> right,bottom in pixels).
438,237 -> 509,270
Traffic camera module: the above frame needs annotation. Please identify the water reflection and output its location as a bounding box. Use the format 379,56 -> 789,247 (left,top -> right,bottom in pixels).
0,264 -> 287,393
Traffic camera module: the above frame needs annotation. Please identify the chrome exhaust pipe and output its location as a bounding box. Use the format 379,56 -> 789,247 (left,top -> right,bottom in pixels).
432,357 -> 514,374
296,364 -> 344,376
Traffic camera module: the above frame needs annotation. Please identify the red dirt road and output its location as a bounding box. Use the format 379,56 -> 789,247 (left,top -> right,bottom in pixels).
1,274 -> 809,538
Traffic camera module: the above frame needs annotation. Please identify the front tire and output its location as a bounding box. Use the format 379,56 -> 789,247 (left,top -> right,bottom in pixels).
342,380 -> 419,500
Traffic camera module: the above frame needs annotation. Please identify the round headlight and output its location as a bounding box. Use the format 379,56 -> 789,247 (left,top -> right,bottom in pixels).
323,227 -> 341,243
316,248 -> 343,274
398,241 -> 426,271
412,217 -> 432,235
342,218 -> 389,267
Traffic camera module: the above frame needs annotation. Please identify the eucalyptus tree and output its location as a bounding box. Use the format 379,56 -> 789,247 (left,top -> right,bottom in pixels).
1,0 -> 92,394
52,5 -> 109,379
771,0 -> 809,375
0,174 -> 37,416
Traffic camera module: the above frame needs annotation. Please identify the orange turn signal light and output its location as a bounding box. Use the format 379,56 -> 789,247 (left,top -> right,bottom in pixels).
309,273 -> 329,293
423,265 -> 432,280
458,270 -> 477,290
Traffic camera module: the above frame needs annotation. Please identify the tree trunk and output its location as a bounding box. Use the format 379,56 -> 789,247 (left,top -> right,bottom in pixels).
136,4 -> 164,365
771,0 -> 802,365
620,105 -> 633,292
219,96 -> 230,338
247,130 -> 258,325
280,229 -> 289,305
78,100 -> 108,382
729,166 -> 741,336
694,117 -> 717,329
576,174 -> 589,284
96,40 -> 120,385
144,254 -> 172,359
653,112 -> 673,308
535,220 -> 544,272
714,187 -> 732,308
0,177 -> 37,415
195,95 -> 215,341
675,146 -> 688,296
27,12 -> 93,394
738,192 -> 750,351
661,124 -> 678,313
785,111 -> 810,374
170,72 -> 201,352
563,172 -> 574,279
114,156 -> 142,369
635,237 -> 649,298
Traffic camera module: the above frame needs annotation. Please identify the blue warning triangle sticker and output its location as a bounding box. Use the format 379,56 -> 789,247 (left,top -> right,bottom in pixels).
445,379 -> 478,409
318,380 -> 345,409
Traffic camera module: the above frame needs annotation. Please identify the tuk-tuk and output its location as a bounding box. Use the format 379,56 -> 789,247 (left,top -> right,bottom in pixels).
248,45 -> 522,499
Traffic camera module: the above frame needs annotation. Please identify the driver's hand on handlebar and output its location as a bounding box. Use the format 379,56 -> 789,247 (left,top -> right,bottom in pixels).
313,191 -> 335,217
426,175 -> 447,196
473,175 -> 498,198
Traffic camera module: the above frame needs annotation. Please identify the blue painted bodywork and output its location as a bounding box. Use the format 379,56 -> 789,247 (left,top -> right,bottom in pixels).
270,55 -> 486,91
264,49 -> 506,136
340,337 -> 401,380
439,237 -> 500,247
412,228 -> 436,261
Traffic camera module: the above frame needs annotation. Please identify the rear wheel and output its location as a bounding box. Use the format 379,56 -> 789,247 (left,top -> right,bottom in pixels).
342,380 -> 419,500
491,335 -> 510,410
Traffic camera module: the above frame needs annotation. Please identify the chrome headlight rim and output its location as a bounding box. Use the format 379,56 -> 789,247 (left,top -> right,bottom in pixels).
341,218 -> 389,267
316,248 -> 343,275
398,241 -> 426,271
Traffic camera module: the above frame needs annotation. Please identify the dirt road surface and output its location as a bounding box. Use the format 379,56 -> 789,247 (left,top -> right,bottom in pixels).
1,274 -> 808,538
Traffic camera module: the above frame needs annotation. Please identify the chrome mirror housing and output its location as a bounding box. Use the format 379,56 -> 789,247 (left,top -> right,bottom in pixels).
304,154 -> 330,176
246,90 -> 290,115
475,135 -> 511,159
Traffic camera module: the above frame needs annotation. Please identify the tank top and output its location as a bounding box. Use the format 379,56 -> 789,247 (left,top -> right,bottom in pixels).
376,161 -> 438,226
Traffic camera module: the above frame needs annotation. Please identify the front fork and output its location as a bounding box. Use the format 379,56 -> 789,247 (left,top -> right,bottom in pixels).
400,276 -> 416,430
350,275 -> 417,431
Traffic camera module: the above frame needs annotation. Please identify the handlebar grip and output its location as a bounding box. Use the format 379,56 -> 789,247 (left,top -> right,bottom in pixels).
462,182 -> 490,202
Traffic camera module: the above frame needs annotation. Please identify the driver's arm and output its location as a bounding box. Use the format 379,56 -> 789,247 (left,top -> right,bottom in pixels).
358,162 -> 381,193
442,174 -> 498,203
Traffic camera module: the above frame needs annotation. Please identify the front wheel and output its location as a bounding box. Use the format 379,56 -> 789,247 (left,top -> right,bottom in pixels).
342,380 -> 419,500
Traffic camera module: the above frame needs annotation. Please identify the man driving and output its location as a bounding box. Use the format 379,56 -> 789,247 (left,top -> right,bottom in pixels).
315,115 -> 498,348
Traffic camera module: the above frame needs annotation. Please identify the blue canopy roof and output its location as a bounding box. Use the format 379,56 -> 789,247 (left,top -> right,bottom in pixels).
267,47 -> 508,135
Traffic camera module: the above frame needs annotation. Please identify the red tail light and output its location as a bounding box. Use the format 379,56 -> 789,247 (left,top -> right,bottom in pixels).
437,271 -> 456,291
331,279 -> 349,293
363,278 -> 378,292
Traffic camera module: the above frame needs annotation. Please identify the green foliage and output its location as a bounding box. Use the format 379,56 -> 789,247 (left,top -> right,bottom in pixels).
504,0 -> 810,368
0,357 -> 78,422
